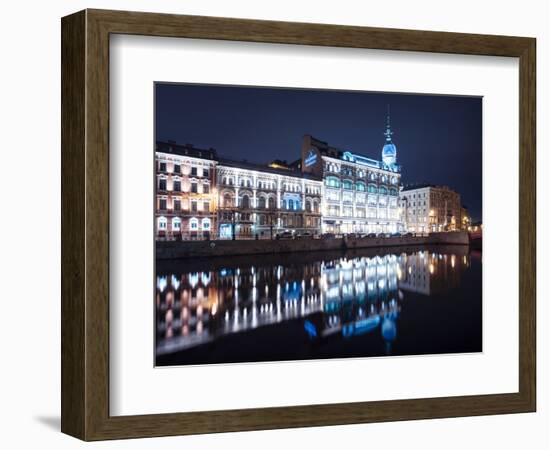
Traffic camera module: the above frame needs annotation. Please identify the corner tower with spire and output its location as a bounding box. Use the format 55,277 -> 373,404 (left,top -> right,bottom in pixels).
381,106 -> 397,167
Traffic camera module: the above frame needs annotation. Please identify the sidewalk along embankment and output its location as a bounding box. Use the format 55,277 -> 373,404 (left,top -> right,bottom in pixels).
156,231 -> 470,260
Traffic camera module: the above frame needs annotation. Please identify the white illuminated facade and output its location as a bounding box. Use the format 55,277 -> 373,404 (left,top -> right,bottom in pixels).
216,160 -> 322,239
300,113 -> 402,234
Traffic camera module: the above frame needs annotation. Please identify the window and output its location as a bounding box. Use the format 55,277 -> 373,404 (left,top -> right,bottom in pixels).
174,199 -> 181,211
191,201 -> 198,212
191,182 -> 198,193
157,216 -> 167,230
203,201 -> 210,212
241,195 -> 250,209
356,182 -> 366,191
158,178 -> 166,191
203,184 -> 210,194
190,218 -> 198,230
305,201 -> 312,212
313,201 -> 319,213
368,184 -> 377,194
342,180 -> 353,190
202,218 -> 211,230
258,196 -> 266,208
173,164 -> 181,174
159,162 -> 166,172
191,167 -> 197,176
159,199 -> 167,210
379,186 -> 388,195
325,176 -> 340,188
173,180 -> 181,192
203,168 -> 209,178
172,218 -> 181,230
268,197 -> 276,209
224,193 -> 233,207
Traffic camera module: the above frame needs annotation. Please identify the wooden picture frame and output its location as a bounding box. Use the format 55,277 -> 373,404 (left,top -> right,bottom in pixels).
61,8 -> 536,441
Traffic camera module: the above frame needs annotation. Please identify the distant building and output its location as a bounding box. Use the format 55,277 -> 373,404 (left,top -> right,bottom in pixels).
399,184 -> 463,233
298,112 -> 402,234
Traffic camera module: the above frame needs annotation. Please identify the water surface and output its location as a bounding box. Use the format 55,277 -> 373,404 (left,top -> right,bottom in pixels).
155,245 -> 482,366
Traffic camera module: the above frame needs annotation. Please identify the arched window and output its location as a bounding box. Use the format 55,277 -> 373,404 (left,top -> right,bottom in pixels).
241,195 -> 250,209
325,176 -> 340,188
268,197 -> 276,209
259,215 -> 266,225
223,193 -> 234,207
189,217 -> 198,230
172,217 -> 181,230
379,186 -> 388,195
313,201 -> 319,213
258,196 -> 266,209
343,180 -> 353,190
389,187 -> 398,196
157,216 -> 167,230
356,182 -> 366,191
287,199 -> 294,210
368,184 -> 378,194
305,200 -> 312,212
202,218 -> 211,230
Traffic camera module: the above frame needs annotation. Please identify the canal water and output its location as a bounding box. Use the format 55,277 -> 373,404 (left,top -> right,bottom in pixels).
155,245 -> 482,366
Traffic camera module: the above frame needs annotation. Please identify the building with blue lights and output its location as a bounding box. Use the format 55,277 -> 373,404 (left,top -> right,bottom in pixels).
155,111 -> 407,239
299,112 -> 402,234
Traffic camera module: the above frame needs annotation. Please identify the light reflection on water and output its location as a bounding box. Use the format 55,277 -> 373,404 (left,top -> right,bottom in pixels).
155,246 -> 476,364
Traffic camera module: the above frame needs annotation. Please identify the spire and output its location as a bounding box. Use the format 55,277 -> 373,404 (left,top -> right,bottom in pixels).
384,104 -> 393,142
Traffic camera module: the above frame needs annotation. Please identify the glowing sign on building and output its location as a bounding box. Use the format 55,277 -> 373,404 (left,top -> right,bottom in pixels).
304,149 -> 318,167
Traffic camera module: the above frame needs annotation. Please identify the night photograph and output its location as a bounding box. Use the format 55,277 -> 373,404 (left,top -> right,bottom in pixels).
153,83 -> 482,366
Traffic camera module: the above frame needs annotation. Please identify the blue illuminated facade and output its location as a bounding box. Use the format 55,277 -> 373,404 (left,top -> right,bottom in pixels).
300,109 -> 403,234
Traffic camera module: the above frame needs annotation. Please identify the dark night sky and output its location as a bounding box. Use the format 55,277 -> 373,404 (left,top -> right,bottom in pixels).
155,83 -> 482,221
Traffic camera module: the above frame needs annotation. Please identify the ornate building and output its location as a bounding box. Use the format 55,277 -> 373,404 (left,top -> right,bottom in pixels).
155,142 -> 218,240
298,112 -> 402,234
155,141 -> 322,240
216,159 -> 322,239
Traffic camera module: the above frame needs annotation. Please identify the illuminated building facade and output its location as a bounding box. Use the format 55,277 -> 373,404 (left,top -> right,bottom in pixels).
216,160 -> 322,239
155,141 -> 322,240
299,113 -> 402,234
399,184 -> 463,233
155,142 -> 218,240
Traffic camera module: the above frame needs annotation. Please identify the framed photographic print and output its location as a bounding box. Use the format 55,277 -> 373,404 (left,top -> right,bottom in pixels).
61,9 -> 536,440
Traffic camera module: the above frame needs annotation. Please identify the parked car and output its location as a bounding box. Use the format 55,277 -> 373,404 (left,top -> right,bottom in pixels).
321,233 -> 336,239
276,231 -> 294,240
365,233 -> 378,238
402,232 -> 414,237
297,231 -> 313,239
390,232 -> 401,237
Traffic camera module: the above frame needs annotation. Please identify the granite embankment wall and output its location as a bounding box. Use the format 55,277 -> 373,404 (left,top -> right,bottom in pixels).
156,231 -> 470,260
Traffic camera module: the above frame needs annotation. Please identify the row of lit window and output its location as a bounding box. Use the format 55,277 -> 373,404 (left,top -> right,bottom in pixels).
325,164 -> 398,182
157,216 -> 211,231
158,199 -> 210,212
158,162 -> 210,178
158,178 -> 210,194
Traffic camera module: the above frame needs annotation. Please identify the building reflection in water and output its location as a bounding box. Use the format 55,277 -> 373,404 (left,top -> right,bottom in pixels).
156,247 -> 472,360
